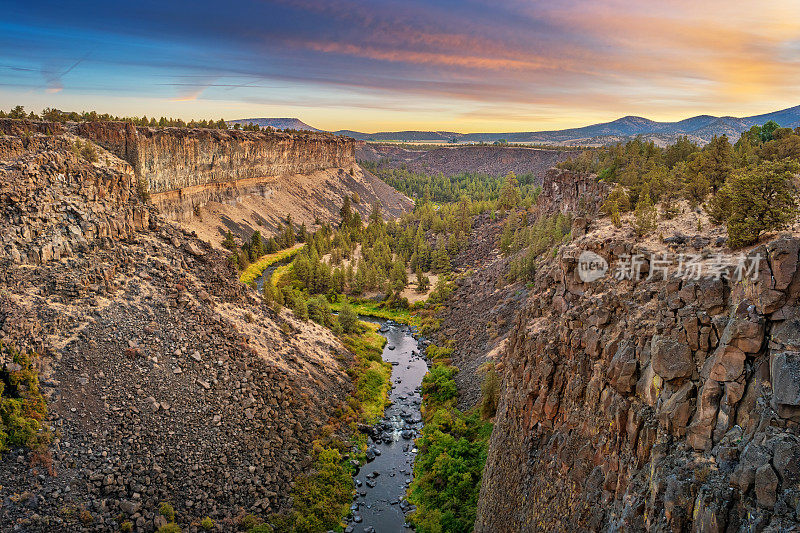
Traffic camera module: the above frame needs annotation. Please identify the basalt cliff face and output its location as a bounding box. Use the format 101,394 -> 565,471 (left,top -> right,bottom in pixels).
475,185 -> 800,531
74,121 -> 355,194
73,121 -> 362,226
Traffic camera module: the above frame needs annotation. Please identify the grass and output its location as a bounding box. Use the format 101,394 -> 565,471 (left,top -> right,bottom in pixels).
239,243 -> 304,285
330,299 -> 422,327
340,321 -> 391,424
270,263 -> 292,287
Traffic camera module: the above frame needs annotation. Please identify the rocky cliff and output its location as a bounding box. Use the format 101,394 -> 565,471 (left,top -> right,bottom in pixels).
476,199 -> 800,530
73,121 -> 355,195
358,143 -> 577,181
1,119 -> 411,248
0,121 -> 358,531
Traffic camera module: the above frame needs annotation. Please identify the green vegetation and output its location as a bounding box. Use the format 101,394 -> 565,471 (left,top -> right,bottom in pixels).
479,362 -> 500,420
711,159 -> 800,247
159,502 -> 176,523
331,299 -> 420,327
270,445 -> 355,532
156,502 -> 180,532
500,211 -> 572,282
361,163 -> 540,206
267,320 -> 387,531
2,104 -> 229,130
557,122 -> 800,247
239,243 -> 305,284
1,343 -> 49,453
340,321 -> 391,424
407,345 -> 494,533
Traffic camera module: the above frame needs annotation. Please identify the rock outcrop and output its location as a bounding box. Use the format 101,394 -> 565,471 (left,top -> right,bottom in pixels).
476,218 -> 800,530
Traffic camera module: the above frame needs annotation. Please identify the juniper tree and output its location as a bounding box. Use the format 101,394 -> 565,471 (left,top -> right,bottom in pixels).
722,160 -> 799,248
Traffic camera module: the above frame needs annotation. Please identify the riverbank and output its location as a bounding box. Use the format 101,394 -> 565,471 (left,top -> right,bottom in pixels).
239,243 -> 304,285
406,345 -> 494,533
263,318 -> 394,532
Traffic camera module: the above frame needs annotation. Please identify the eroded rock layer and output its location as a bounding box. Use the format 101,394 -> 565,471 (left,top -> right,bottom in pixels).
73,120 -> 355,194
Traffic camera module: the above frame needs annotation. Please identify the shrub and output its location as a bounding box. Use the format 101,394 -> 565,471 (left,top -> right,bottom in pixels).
633,183 -> 657,236
421,364 -> 458,408
307,295 -> 333,327
408,366 -> 493,533
719,160 -> 799,248
159,502 -> 176,523
479,362 -> 500,420
279,446 -> 353,531
80,142 -> 98,163
157,524 -> 181,533
200,516 -> 214,531
337,302 -> 358,333
239,514 -> 259,530
120,521 -> 133,532
1,343 -> 49,453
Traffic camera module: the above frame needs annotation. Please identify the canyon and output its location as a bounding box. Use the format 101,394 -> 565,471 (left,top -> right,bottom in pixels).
0,120 -> 394,531
3,117 -> 800,533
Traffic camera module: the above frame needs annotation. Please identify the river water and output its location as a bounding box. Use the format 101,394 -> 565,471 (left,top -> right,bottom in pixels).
346,320 -> 428,533
254,255 -> 294,293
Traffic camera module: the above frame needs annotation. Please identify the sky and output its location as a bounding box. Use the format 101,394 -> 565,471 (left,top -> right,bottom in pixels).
1,0 -> 799,132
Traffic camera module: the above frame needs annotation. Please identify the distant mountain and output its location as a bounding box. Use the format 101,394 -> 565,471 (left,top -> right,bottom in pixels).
333,105 -> 800,147
226,117 -> 319,132
229,105 -> 800,147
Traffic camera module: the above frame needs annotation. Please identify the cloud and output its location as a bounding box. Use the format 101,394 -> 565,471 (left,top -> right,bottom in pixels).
1,0 -> 797,128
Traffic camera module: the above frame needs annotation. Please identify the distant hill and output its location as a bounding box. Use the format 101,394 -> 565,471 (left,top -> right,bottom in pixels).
338,105 -> 800,147
226,117 -> 319,132
230,105 -> 800,147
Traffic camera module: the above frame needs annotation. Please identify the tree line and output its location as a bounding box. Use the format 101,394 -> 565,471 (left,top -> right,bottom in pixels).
558,121 -> 800,247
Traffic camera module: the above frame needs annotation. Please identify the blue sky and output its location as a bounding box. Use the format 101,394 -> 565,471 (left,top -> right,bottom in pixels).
2,0 -> 799,131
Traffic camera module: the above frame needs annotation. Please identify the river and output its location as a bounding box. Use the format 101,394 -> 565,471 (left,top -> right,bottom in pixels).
254,255 -> 293,293
346,319 -> 428,533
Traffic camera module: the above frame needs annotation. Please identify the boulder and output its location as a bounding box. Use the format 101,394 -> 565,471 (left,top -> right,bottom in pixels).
754,464 -> 778,508
766,237 -> 800,291
609,341 -> 638,394
656,382 -> 695,436
770,351 -> 800,408
686,380 -> 722,451
651,335 -> 694,380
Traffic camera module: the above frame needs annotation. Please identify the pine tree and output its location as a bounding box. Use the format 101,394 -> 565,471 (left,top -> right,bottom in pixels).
415,269 -> 430,292
633,183 -> 657,237
340,197 -> 352,228
701,135 -> 734,193
222,231 -> 236,250
498,172 -> 521,210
